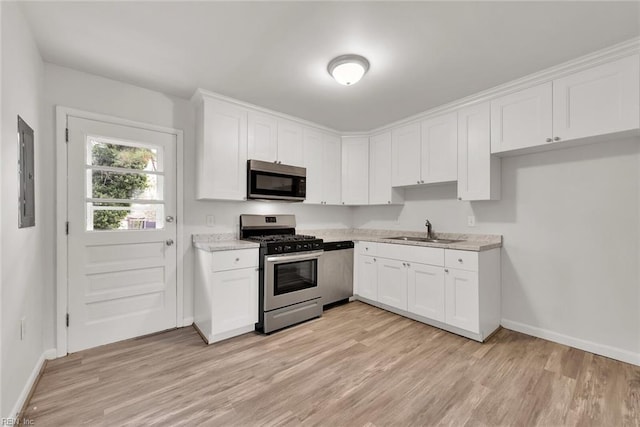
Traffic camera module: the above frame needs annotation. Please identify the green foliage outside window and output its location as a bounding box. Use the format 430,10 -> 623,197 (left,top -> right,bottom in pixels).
92,143 -> 154,229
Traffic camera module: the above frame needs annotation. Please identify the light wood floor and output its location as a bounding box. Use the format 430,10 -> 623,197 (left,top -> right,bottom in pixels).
25,301 -> 639,426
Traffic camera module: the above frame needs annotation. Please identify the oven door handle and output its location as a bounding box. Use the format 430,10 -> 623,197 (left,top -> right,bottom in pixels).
265,250 -> 324,264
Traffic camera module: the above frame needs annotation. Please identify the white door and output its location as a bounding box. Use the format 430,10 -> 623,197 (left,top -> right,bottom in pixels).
490,82 -> 553,153
248,112 -> 278,163
407,263 -> 445,322
391,123 -> 421,187
377,258 -> 407,311
420,112 -> 458,183
553,55 -> 640,141
322,133 -> 342,205
341,136 -> 369,205
67,116 -> 177,352
444,268 -> 479,333
357,256 -> 378,301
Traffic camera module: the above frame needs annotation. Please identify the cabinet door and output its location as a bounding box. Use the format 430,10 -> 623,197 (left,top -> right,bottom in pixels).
490,83 -> 553,153
391,123 -> 421,187
357,255 -> 378,301
421,112 -> 458,183
369,132 -> 393,204
212,267 -> 258,335
302,128 -> 324,204
377,258 -> 408,311
553,55 -> 640,142
199,99 -> 248,200
407,263 -> 445,322
341,136 -> 369,205
277,120 -> 304,166
445,268 -> 479,333
457,102 -> 500,201
322,134 -> 342,205
248,112 -> 278,162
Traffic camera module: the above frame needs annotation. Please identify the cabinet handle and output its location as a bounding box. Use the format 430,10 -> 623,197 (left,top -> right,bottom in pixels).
458,258 -> 463,263
554,137 -> 561,142
458,197 -> 462,201
373,258 -> 377,262
444,269 -> 449,273
165,239 -> 174,246
420,180 -> 424,184
406,263 -> 411,267
402,262 -> 406,267
387,201 -> 391,204
342,202 -> 345,205
417,180 -> 420,184
235,257 -> 240,262
365,247 -> 368,251
546,137 -> 552,142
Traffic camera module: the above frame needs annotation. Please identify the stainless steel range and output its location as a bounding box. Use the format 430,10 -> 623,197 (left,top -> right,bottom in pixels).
240,214 -> 323,333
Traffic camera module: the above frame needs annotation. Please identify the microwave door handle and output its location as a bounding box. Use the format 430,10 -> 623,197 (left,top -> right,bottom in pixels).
265,250 -> 324,264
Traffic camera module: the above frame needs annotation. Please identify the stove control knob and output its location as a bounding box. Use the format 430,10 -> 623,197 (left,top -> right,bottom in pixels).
284,245 -> 292,252
296,244 -> 302,251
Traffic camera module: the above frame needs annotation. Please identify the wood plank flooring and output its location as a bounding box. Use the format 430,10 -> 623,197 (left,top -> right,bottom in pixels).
24,302 -> 640,426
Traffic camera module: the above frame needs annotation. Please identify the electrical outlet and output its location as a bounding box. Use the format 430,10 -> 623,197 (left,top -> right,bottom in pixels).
467,216 -> 476,227
20,317 -> 26,340
206,215 -> 215,227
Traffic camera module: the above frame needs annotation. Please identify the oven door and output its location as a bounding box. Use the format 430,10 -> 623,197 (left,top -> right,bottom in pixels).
264,250 -> 323,311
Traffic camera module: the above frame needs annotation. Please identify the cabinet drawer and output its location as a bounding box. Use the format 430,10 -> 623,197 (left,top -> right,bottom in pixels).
357,241 -> 378,256
212,248 -> 259,272
445,249 -> 478,272
377,243 -> 444,266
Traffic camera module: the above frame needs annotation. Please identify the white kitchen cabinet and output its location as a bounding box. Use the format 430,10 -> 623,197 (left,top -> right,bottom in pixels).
356,254 -> 378,302
444,268 -> 479,333
194,95 -> 248,200
194,248 -> 259,344
369,132 -> 404,205
553,54 -> 640,142
457,102 -> 501,201
303,130 -> 341,205
490,83 -> 553,153
377,258 -> 408,311
277,120 -> 304,166
407,263 -> 445,322
354,242 -> 501,342
420,112 -> 458,183
323,133 -> 342,205
341,136 -> 369,205
247,112 -> 279,163
391,123 -> 421,187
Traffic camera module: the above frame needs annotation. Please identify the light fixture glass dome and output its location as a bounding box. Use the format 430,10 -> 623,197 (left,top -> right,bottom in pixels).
328,54 -> 370,86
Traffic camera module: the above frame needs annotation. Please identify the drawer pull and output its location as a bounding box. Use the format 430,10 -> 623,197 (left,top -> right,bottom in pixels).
458,258 -> 463,263
235,257 -> 240,262
444,269 -> 449,273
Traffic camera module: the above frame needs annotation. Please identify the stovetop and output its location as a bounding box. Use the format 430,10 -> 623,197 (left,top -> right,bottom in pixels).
243,234 -> 323,255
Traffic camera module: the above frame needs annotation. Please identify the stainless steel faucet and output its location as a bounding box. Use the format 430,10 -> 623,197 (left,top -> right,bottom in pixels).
425,219 -> 433,239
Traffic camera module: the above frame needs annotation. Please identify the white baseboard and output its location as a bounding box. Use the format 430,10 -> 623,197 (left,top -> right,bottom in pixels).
501,319 -> 640,366
182,317 -> 194,327
7,349 -> 51,420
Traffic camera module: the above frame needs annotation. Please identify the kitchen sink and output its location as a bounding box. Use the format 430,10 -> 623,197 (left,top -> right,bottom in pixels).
387,236 -> 462,244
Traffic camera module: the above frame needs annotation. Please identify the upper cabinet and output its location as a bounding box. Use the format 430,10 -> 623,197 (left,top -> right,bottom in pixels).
491,54 -> 640,155
553,55 -> 639,142
491,83 -> 553,153
341,136 -> 369,205
391,123 -> 422,186
420,112 -> 458,183
369,132 -> 404,205
304,129 -> 342,205
247,113 -> 304,166
195,96 -> 248,201
457,102 -> 501,201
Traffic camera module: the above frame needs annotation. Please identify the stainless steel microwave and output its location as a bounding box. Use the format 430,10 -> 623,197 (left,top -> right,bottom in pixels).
247,160 -> 306,202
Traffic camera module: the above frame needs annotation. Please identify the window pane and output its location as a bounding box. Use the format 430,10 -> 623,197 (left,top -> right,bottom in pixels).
87,170 -> 163,201
88,139 -> 162,172
86,202 -> 165,231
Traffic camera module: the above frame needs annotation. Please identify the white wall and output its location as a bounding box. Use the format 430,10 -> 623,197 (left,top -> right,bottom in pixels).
354,137 -> 640,359
1,2 -> 46,418
42,64 -> 352,343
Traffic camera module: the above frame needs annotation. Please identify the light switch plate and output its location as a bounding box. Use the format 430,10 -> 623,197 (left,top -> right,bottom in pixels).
467,216 -> 476,227
206,215 -> 215,227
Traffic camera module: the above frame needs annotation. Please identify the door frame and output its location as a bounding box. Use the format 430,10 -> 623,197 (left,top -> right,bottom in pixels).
55,106 -> 185,357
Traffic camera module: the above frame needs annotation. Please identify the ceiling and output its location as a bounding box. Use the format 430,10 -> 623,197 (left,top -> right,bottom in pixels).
20,1 -> 640,132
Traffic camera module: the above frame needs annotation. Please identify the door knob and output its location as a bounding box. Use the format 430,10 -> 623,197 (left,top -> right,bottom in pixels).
166,239 -> 174,246
166,216 -> 175,223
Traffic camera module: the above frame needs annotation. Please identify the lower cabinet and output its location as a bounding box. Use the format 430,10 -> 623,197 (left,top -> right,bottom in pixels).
407,263 -> 445,322
194,248 -> 259,344
377,259 -> 407,311
354,242 -> 500,342
444,268 -> 479,333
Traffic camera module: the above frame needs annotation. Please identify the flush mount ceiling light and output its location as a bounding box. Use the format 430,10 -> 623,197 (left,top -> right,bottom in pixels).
327,54 -> 370,86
